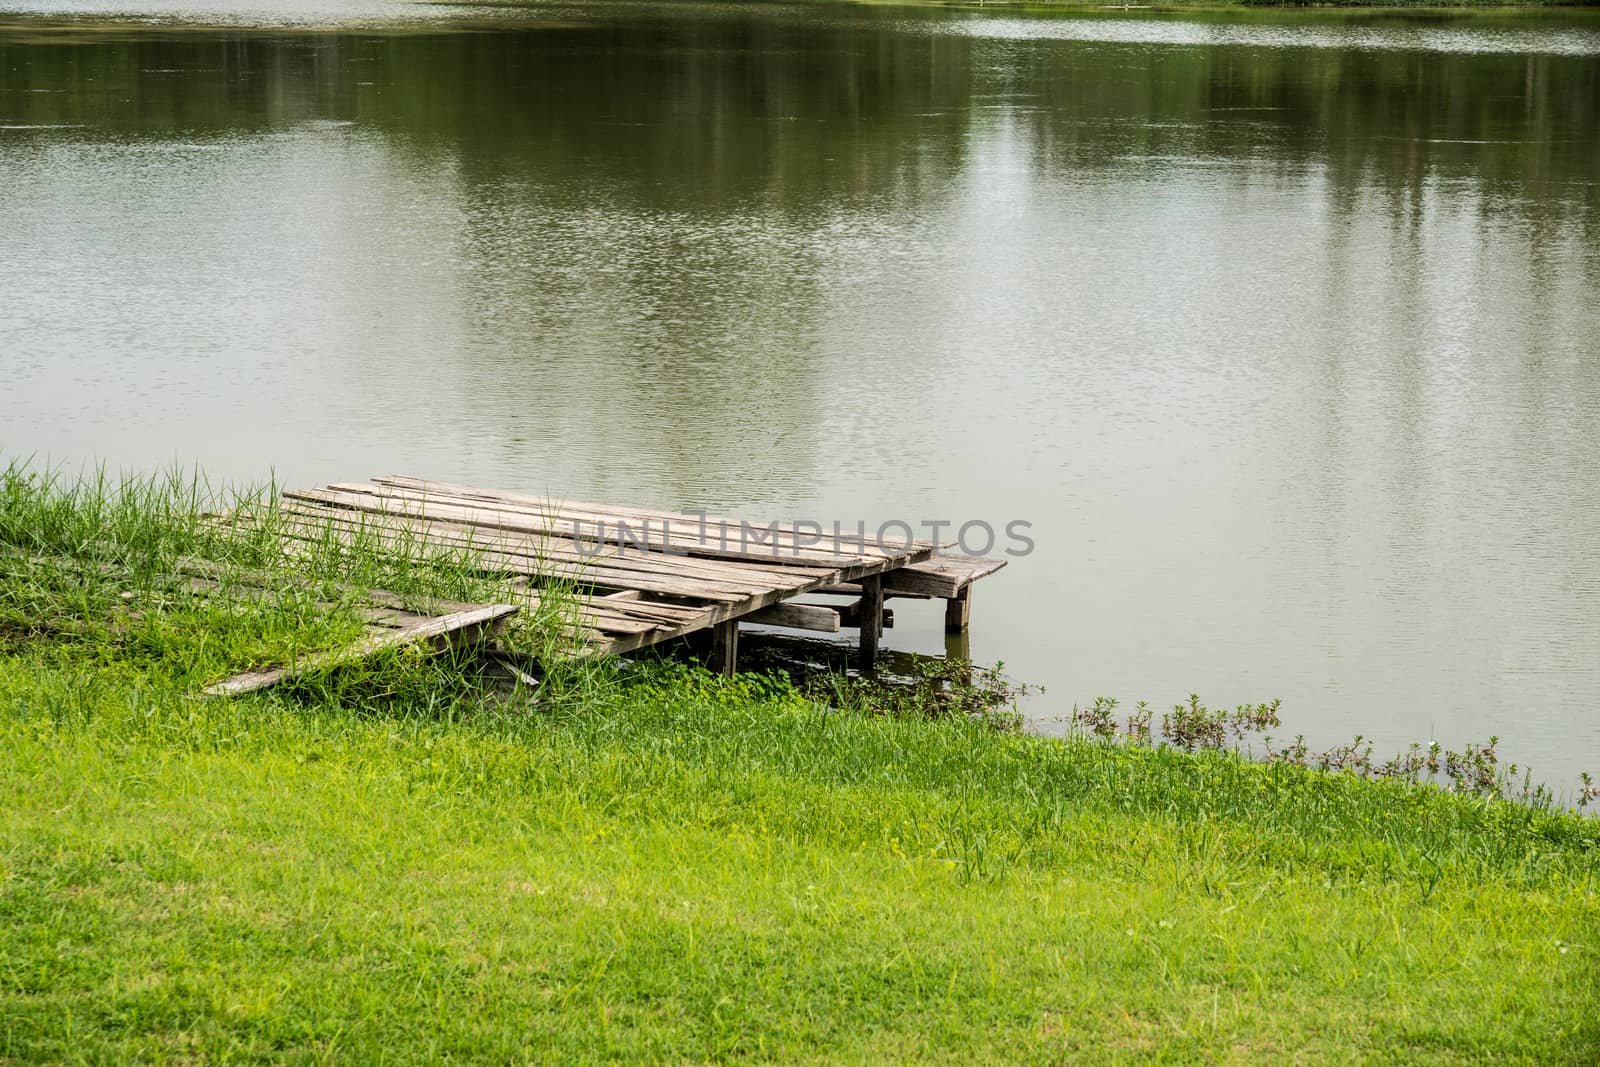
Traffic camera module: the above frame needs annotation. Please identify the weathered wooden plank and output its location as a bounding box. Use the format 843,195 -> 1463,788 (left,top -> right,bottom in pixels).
296,485 -> 879,568
581,585 -> 789,656
279,493 -> 930,591
361,587 -> 499,618
357,606 -> 435,629
519,593 -> 684,637
882,555 -> 1008,599
276,503 -> 822,595
814,582 -> 932,601
577,614 -> 659,636
593,600 -> 706,625
372,476 -> 913,559
358,482 -> 923,568
272,511 -> 763,602
281,501 -> 794,584
743,602 -> 841,633
815,557 -> 1007,599
203,603 -> 519,697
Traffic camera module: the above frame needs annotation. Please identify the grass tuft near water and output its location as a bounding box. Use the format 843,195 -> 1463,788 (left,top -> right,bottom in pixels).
1,463 -> 1597,1063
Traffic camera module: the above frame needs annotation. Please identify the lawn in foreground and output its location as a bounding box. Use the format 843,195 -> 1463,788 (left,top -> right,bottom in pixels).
1,659 -> 1596,1064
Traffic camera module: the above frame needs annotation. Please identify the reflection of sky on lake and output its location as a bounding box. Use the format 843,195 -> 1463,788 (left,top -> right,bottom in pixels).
934,14 -> 1600,57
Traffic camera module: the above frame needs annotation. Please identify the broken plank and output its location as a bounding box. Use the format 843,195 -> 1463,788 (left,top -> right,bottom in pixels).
743,602 -> 841,633
883,555 -> 1008,599
203,604 -> 519,697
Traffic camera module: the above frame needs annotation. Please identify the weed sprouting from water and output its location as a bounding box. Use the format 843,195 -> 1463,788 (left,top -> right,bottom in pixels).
1072,691 -> 1596,813
808,657 -> 1032,731
740,633 -> 1035,729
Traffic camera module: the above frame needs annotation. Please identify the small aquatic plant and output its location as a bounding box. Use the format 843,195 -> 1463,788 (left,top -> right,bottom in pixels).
739,636 -> 1035,730
1072,691 -> 1596,812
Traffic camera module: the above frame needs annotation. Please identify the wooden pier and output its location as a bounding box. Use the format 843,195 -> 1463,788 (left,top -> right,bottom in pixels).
214,476 -> 1006,691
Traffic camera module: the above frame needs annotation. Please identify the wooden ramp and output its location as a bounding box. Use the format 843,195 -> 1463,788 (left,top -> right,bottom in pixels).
268,476 -> 1008,675
203,600 -> 519,697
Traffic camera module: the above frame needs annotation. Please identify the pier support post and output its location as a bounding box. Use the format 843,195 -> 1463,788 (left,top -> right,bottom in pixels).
858,574 -> 884,668
707,618 -> 739,677
944,587 -> 971,633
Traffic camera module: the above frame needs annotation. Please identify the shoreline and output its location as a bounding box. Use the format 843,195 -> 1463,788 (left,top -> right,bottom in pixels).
3,465 -> 1597,1059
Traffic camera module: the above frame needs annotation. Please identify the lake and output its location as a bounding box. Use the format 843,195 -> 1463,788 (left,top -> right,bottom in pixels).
2,1 -> 1598,786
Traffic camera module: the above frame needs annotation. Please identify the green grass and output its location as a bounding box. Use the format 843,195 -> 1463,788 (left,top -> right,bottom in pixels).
0,463 -> 582,691
1,465 -> 1597,1063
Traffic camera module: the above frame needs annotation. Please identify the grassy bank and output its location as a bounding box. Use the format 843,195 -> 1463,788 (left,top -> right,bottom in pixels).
2,467 -> 1598,1063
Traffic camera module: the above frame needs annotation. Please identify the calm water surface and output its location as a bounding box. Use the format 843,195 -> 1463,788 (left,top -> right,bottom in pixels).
3,2 -> 1598,784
